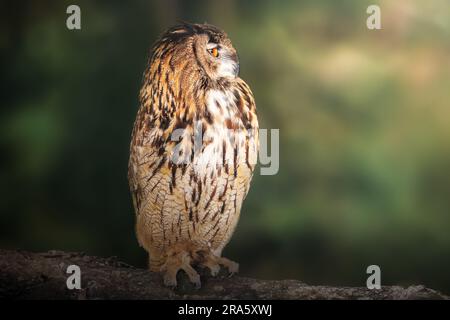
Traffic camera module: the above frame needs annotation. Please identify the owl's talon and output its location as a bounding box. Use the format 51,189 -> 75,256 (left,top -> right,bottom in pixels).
191,275 -> 202,289
216,257 -> 239,275
227,261 -> 239,274
163,275 -> 178,288
208,264 -> 220,277
200,254 -> 239,277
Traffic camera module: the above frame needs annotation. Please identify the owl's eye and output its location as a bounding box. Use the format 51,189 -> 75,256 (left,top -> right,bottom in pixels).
208,47 -> 219,58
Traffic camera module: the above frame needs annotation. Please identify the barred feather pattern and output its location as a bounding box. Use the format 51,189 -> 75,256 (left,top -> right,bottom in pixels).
128,23 -> 259,272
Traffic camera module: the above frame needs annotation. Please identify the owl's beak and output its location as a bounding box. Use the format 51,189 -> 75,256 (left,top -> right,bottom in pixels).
232,62 -> 240,78
218,51 -> 240,79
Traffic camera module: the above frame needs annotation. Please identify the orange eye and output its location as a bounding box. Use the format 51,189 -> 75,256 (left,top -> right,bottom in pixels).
210,47 -> 219,58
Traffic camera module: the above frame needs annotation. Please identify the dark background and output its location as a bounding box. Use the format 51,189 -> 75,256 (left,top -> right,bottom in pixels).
1,0 -> 450,294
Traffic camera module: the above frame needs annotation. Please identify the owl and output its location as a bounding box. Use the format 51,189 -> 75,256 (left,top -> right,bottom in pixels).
128,23 -> 259,288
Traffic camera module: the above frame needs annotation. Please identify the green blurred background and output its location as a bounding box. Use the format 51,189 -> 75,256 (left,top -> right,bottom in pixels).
1,0 -> 450,293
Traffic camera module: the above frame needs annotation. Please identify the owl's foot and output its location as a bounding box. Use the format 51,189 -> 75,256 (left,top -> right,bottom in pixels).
160,250 -> 201,289
201,254 -> 239,276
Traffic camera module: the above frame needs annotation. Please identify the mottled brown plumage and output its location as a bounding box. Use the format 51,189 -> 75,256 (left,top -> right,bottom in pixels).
128,23 -> 259,287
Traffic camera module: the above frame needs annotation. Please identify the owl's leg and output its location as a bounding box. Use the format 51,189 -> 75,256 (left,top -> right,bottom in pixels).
201,253 -> 239,276
148,253 -> 164,272
160,249 -> 201,288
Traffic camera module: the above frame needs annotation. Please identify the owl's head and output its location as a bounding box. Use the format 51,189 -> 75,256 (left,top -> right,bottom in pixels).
159,23 -> 240,81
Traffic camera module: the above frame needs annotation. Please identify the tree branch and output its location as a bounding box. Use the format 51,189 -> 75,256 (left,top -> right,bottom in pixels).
0,249 -> 447,300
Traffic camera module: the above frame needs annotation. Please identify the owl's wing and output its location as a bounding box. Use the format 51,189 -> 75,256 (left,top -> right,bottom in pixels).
128,102 -> 172,218
128,103 -> 178,250
128,145 -> 161,217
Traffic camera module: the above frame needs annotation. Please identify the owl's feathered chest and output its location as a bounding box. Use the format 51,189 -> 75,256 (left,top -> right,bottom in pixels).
194,89 -> 248,174
165,87 -> 257,180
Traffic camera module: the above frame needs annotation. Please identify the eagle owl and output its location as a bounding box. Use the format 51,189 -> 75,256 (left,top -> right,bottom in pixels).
128,23 -> 259,288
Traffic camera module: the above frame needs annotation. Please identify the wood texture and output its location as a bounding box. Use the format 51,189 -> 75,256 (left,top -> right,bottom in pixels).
0,249 -> 447,300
